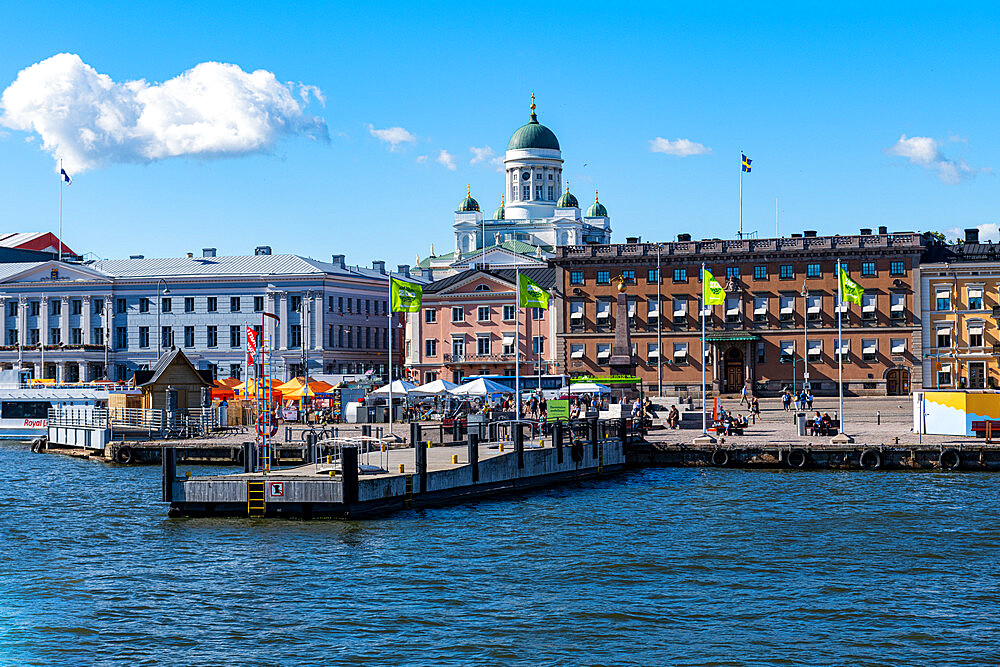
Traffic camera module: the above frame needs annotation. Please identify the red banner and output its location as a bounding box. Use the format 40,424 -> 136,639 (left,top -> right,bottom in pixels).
246,326 -> 258,365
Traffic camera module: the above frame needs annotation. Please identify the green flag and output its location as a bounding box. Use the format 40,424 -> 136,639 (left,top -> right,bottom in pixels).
839,267 -> 863,305
390,277 -> 422,312
703,268 -> 725,305
518,273 -> 549,309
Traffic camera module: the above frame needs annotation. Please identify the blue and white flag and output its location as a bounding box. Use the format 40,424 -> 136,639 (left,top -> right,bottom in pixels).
60,168 -> 72,185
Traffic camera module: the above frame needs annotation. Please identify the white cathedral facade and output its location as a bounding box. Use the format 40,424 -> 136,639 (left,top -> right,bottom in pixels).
417,97 -> 612,277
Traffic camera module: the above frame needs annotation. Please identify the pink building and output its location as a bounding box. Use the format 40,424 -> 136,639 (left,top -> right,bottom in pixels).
404,268 -> 558,384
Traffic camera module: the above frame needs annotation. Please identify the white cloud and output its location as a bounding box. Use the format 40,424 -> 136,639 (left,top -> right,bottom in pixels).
368,124 -> 417,151
415,155 -> 428,163
945,223 -> 999,244
436,149 -> 456,170
470,145 -> 504,171
886,134 -> 974,185
0,53 -> 327,173
649,137 -> 712,156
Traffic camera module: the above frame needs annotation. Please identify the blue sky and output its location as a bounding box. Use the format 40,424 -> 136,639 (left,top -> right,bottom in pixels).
0,2 -> 998,265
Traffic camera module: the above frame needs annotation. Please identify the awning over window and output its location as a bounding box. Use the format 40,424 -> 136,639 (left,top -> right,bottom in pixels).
597,345 -> 611,360
862,294 -> 876,313
502,333 -> 515,345
807,296 -> 821,314
836,302 -> 848,313
673,343 -> 687,358
627,300 -> 636,317
891,339 -> 906,354
940,363 -> 952,373
726,298 -> 739,316
672,299 -> 686,316
837,341 -> 849,355
890,293 -> 904,312
754,298 -> 767,315
780,297 -> 794,314
936,288 -> 950,300
597,301 -> 610,318
570,301 -> 584,319
968,287 -> 983,299
781,341 -> 795,356
968,324 -> 984,336
936,327 -> 952,337
571,345 -> 585,359
863,341 -> 877,354
807,340 -> 822,356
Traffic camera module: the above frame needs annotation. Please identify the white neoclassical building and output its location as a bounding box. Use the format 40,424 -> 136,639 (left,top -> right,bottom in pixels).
418,96 -> 612,277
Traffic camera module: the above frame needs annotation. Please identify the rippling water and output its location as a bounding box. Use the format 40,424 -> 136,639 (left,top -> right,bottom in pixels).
3,442 -> 1000,665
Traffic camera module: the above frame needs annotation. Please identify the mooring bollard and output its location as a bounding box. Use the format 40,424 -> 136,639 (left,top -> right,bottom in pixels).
514,423 -> 525,469
242,441 -> 253,473
361,424 -> 371,439
618,418 -> 628,447
161,447 -> 176,502
451,454 -> 458,464
398,463 -> 405,473
342,445 -> 359,505
553,422 -> 564,464
590,417 -> 599,459
412,422 -> 427,493
467,431 -> 479,483
305,431 -> 316,464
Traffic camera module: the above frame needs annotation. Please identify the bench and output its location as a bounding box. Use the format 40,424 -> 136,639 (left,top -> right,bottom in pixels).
971,420 -> 1000,441
806,419 -> 840,436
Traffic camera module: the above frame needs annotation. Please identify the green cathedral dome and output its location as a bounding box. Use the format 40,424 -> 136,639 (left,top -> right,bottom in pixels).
587,191 -> 608,217
507,94 -> 560,151
557,184 -> 578,208
493,196 -> 505,220
458,186 -> 480,213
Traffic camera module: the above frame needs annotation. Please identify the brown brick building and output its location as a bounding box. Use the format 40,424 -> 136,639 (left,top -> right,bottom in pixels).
552,228 -> 925,396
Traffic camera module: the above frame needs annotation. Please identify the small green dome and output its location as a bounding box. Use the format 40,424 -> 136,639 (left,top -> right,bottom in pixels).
557,184 -> 578,208
493,196 -> 505,220
587,191 -> 608,217
458,186 -> 480,213
507,95 -> 560,151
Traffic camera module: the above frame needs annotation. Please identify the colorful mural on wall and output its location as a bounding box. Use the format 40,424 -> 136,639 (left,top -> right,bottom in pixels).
914,391 -> 1000,436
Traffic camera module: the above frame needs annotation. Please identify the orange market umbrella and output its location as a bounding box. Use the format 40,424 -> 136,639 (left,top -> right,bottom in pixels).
285,383 -> 318,399
218,377 -> 242,388
309,380 -> 333,393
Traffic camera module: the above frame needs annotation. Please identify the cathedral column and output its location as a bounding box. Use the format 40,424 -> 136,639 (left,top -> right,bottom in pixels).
82,296 -> 92,344
61,296 -> 71,346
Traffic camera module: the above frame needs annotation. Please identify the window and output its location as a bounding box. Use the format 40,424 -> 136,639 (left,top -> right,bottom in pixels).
647,343 -> 660,363
115,327 -> 127,349
726,266 -> 740,280
570,300 -> 585,327
366,300 -> 371,315
71,300 -> 82,315
346,326 -> 353,348
139,298 -> 150,313
890,261 -> 905,276
753,296 -> 768,323
597,271 -> 610,285
29,301 -> 39,316
207,297 -> 218,313
162,327 -> 173,349
779,295 -> 795,322
968,287 -> 984,311
725,297 -> 740,323
254,296 -> 264,312
570,343 -> 584,360
891,338 -> 907,355
756,342 -> 765,364
29,329 -> 39,345
522,185 -> 530,200
754,266 -> 767,281
503,305 -> 515,321
779,265 -> 794,280
502,332 -> 515,355
969,324 -> 984,348
937,328 -> 951,350
531,307 -> 543,320
184,326 -> 194,347
93,328 -> 103,346
6,329 -> 16,345
477,306 -> 490,322
861,293 -> 876,321
478,335 -> 491,356
547,186 -> 554,200
596,299 -> 611,323
807,263 -> 821,278
49,328 -> 61,345
289,295 -> 301,312
532,336 -> 544,355
5,302 -> 15,317
116,298 -> 126,314
229,364 -> 242,381
70,328 -> 82,345
230,325 -> 241,348
807,339 -> 822,360
862,339 -> 877,362
138,326 -> 149,348
890,292 -> 905,319
51,300 -> 62,315
780,341 -> 794,363
161,297 -> 171,313
648,268 -> 659,283
938,364 -> 952,386
673,268 -> 688,283
425,339 -> 437,356
230,297 -> 240,312
536,186 -> 542,199
451,337 -> 465,357
184,297 -> 195,313
425,309 -> 437,323
623,270 -> 636,284
597,343 -> 611,363
93,298 -> 103,314
861,262 -> 876,277
673,342 -> 688,365
451,306 -> 464,322
289,324 -> 301,348
806,295 -> 821,322
570,271 -> 584,285
207,326 -> 218,348
837,340 -> 849,359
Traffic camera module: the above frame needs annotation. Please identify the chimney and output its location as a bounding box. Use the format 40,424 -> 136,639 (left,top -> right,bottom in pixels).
965,228 -> 980,244
185,252 -> 193,258
331,254 -> 346,268
202,248 -> 216,258
397,264 -> 410,278
677,233 -> 692,242
372,260 -> 385,274
129,255 -> 144,260
625,236 -> 640,243
791,233 -> 802,238
803,230 -> 817,238
860,228 -> 872,236
878,225 -> 888,235
422,268 -> 434,280
255,246 -> 272,256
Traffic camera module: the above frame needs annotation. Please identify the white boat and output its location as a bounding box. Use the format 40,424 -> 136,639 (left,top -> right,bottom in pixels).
0,370 -> 111,439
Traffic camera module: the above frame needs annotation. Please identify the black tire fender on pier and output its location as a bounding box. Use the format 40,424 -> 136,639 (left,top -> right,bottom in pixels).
30,439 -> 43,453
787,448 -> 808,469
235,447 -> 245,465
710,448 -> 729,467
859,449 -> 881,470
939,448 -> 961,470
116,445 -> 134,465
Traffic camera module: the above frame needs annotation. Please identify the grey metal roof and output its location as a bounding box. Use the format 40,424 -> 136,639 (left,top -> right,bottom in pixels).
424,267 -> 555,294
0,263 -> 55,281
90,254 -> 390,281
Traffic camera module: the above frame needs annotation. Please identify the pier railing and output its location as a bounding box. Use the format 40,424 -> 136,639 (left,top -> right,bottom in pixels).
109,407 -> 163,431
48,406 -> 110,428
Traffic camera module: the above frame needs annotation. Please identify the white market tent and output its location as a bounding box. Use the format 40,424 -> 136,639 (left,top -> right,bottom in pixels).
369,380 -> 418,397
409,379 -> 460,396
451,378 -> 514,396
569,382 -> 612,395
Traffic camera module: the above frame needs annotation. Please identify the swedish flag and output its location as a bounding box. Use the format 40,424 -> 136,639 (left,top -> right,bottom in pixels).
742,153 -> 752,173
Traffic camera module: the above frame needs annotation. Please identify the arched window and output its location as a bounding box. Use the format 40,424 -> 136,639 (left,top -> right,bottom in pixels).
473,284 -> 492,292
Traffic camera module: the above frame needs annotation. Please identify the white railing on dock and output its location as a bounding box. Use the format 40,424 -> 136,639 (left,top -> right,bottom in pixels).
313,436 -> 387,474
48,406 -> 110,428
109,407 -> 163,430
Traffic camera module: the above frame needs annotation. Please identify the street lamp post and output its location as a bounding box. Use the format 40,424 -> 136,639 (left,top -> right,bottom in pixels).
656,243 -> 663,396
801,282 -> 809,393
156,279 -> 170,360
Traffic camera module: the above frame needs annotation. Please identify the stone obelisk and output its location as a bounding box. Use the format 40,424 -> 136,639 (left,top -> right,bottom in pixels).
609,275 -> 635,399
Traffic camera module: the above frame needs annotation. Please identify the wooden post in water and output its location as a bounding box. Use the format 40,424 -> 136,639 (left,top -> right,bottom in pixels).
412,422 -> 426,493
514,423 -> 525,470
619,418 -> 628,447
342,445 -> 359,505
467,431 -> 479,483
590,417 -> 600,459
554,421 -> 564,464
161,447 -> 176,502
242,442 -> 253,473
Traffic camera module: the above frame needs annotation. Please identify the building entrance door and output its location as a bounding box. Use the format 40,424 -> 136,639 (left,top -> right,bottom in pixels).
725,347 -> 744,393
968,362 -> 986,389
886,368 -> 911,395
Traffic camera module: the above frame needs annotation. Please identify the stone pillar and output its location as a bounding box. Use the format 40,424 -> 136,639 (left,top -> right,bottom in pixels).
18,296 -> 27,346
313,292 -> 324,351
61,296 -> 71,347
278,292 -> 289,350
39,297 -> 49,346
266,293 -> 278,348
57,361 -> 67,383
31,362 -> 40,379
82,296 -> 92,344
0,297 -> 6,343
79,361 -> 88,382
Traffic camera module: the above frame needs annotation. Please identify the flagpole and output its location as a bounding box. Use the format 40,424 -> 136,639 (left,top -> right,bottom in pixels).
701,262 -> 707,435
837,259 -> 844,436
515,265 -> 520,420
738,152 -> 743,240
58,158 -> 63,263
388,279 -> 393,436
